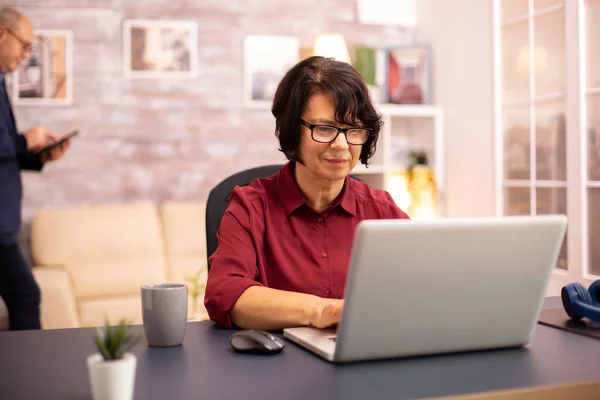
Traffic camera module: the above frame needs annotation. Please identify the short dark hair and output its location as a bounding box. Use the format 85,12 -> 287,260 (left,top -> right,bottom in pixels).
272,56 -> 382,166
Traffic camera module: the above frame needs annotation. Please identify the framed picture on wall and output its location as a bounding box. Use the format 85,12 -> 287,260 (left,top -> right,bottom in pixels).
11,29 -> 73,106
123,19 -> 199,79
357,0 -> 418,27
384,45 -> 431,105
243,35 -> 299,108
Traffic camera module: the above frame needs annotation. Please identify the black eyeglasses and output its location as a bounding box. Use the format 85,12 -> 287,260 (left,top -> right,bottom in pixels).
300,119 -> 371,145
4,27 -> 32,53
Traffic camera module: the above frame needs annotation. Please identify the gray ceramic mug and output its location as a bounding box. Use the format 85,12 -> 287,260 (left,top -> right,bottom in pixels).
141,283 -> 188,347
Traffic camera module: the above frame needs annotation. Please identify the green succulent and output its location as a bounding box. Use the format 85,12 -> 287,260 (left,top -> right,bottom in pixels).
92,319 -> 139,361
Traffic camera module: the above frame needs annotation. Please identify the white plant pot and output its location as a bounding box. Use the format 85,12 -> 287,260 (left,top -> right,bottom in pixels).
87,353 -> 137,400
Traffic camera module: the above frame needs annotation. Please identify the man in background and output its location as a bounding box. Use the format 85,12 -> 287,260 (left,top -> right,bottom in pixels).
0,7 -> 71,330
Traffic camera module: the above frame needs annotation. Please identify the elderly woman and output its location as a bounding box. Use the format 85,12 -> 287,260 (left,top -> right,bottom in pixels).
205,56 -> 410,331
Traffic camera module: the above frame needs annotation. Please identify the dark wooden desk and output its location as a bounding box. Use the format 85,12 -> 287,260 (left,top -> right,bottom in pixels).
1,298 -> 600,400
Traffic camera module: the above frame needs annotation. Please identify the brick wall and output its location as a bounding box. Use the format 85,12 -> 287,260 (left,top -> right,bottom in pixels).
6,0 -> 414,257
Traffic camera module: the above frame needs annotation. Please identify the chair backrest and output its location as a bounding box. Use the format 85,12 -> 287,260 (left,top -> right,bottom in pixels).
205,164 -> 365,271
205,164 -> 283,271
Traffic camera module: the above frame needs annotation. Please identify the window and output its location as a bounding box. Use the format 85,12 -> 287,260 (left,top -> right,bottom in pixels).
497,0 -> 567,269
495,0 -> 599,291
585,0 -> 600,276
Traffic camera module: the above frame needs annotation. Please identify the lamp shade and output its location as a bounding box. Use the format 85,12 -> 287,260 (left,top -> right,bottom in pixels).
312,33 -> 351,63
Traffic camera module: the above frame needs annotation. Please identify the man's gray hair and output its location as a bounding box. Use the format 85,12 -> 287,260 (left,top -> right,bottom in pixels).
0,7 -> 22,31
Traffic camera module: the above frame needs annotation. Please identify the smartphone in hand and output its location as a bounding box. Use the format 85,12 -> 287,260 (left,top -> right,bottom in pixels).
37,130 -> 79,155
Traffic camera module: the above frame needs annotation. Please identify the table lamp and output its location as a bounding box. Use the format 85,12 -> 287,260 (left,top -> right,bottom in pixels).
312,33 -> 351,63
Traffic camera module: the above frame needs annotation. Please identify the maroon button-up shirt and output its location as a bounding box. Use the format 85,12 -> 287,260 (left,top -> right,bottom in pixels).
204,162 -> 410,327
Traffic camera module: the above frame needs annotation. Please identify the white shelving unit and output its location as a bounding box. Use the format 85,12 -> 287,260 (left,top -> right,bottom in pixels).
351,104 -> 445,217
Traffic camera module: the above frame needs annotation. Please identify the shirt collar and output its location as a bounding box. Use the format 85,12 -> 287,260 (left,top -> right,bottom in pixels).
276,161 -> 356,217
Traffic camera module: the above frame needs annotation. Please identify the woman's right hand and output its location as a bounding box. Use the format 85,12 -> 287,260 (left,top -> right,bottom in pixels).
309,299 -> 344,329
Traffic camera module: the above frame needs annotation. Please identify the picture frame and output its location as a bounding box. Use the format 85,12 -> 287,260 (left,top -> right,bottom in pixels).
123,19 -> 199,79
11,29 -> 73,106
357,0 -> 418,27
243,35 -> 299,108
383,45 -> 431,105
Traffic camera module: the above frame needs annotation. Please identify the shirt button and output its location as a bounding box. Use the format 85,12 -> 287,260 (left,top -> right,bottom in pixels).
322,252 -> 328,258
318,217 -> 324,222
325,289 -> 331,295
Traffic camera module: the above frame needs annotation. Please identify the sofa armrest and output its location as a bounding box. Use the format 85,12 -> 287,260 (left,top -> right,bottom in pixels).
33,266 -> 80,329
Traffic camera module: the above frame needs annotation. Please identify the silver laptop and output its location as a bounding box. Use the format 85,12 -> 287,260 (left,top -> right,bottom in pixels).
283,215 -> 568,363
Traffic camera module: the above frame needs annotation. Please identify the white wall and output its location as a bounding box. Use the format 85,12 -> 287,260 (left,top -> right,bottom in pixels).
416,0 -> 496,218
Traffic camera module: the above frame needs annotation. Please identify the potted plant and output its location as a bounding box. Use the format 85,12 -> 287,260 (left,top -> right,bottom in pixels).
185,267 -> 207,320
87,319 -> 139,400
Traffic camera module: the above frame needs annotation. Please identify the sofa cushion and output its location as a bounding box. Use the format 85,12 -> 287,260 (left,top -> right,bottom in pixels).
160,201 -> 208,318
30,201 -> 168,300
160,201 -> 208,284
78,295 -> 144,328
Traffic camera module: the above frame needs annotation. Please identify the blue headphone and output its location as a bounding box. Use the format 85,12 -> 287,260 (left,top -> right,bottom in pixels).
562,281 -> 600,321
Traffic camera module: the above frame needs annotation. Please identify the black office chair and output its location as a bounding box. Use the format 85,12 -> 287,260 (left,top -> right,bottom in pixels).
205,164 -> 283,271
205,164 -> 364,271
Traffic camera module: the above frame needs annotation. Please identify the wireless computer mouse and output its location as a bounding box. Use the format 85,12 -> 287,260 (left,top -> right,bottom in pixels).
229,329 -> 285,355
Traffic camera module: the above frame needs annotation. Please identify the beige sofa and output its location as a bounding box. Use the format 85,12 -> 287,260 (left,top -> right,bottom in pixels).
0,200 -> 209,331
